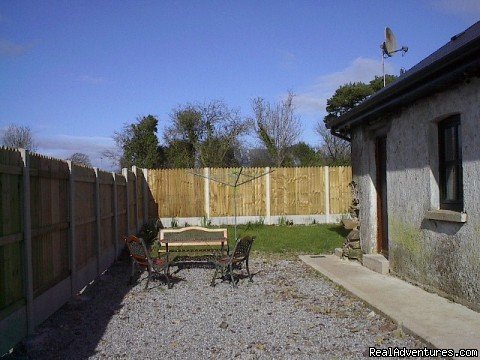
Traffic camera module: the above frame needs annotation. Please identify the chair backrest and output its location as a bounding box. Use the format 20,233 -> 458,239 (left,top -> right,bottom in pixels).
232,236 -> 255,262
125,235 -> 150,269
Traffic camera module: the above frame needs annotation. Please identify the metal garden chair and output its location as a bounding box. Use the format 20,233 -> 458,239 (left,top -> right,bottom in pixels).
210,236 -> 255,288
124,235 -> 172,289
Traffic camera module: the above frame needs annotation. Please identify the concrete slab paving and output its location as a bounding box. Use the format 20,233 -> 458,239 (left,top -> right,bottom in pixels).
300,255 -> 480,359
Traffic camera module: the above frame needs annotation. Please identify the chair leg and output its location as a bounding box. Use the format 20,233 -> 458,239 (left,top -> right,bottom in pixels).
145,268 -> 151,290
129,260 -> 135,285
246,258 -> 253,282
229,263 -> 236,288
211,266 -> 218,287
165,265 -> 172,289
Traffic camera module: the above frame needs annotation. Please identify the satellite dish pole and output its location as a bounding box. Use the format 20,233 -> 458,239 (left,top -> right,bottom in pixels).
381,27 -> 408,87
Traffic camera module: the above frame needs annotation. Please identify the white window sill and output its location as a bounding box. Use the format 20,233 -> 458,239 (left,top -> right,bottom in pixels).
425,209 -> 467,223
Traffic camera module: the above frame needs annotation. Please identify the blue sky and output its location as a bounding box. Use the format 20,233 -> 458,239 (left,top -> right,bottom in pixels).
1,1 -> 479,170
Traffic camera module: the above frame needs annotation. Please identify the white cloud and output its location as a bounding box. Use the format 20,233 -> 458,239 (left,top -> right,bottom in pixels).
294,57 -> 395,116
36,134 -> 117,171
432,0 -> 480,18
78,75 -> 106,85
0,38 -> 31,57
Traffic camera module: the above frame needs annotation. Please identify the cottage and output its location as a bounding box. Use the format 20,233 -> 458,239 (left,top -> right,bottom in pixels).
326,21 -> 480,311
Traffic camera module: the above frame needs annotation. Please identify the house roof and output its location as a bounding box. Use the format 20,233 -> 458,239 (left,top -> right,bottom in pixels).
326,21 -> 480,136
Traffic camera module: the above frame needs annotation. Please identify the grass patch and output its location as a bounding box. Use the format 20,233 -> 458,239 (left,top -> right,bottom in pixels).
227,223 -> 348,254
150,223 -> 348,257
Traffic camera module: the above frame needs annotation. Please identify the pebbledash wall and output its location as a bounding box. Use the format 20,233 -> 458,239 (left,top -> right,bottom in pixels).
351,77 -> 480,311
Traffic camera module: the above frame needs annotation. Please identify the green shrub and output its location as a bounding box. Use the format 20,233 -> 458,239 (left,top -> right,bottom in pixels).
170,217 -> 178,228
138,218 -> 161,246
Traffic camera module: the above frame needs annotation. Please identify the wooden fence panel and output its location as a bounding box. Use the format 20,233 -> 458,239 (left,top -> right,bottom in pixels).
98,171 -> 114,252
329,166 -> 352,214
0,148 -> 24,316
116,176 -> 127,240
74,166 -> 96,269
209,167 -> 266,217
270,167 -> 290,215
29,155 -> 70,297
292,166 -> 326,215
136,169 -> 145,223
148,166 -> 352,218
149,169 -> 204,218
127,171 -> 137,231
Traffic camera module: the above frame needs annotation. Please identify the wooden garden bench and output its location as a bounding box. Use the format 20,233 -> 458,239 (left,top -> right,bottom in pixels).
158,226 -> 228,264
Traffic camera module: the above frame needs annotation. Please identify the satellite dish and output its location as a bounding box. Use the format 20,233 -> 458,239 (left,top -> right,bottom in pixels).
383,27 -> 397,56
381,27 -> 408,57
380,26 -> 408,87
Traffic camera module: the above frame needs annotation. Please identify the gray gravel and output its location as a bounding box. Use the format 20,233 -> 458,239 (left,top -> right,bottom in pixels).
11,254 -> 432,359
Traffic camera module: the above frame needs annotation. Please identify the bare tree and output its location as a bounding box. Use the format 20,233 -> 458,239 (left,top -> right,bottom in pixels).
101,147 -> 123,171
67,152 -> 92,167
1,124 -> 37,151
165,100 -> 250,167
315,123 -> 350,165
251,91 -> 301,167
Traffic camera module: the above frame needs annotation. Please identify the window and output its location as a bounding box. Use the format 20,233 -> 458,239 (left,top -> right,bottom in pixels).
438,115 -> 463,211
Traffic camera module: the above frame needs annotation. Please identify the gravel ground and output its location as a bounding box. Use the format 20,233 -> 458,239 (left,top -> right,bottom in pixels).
9,254 -> 432,359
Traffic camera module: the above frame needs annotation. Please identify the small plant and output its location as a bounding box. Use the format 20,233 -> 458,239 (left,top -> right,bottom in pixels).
278,216 -> 293,226
255,217 -> 265,226
184,221 -> 190,227
170,217 -> 178,228
138,218 -> 160,246
201,216 -> 212,227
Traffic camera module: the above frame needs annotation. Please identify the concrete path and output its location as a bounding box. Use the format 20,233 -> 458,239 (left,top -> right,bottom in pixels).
300,255 -> 480,359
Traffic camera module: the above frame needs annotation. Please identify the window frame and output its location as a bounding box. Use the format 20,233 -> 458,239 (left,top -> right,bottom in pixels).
438,115 -> 463,211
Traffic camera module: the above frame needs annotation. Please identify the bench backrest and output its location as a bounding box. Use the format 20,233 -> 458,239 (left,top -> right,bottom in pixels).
160,226 -> 227,244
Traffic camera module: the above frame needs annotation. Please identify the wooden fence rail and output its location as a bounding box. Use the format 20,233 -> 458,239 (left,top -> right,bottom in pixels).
147,166 -> 352,225
0,148 -> 149,355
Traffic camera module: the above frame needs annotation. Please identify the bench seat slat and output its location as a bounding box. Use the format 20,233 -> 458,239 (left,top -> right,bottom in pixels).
161,241 -> 226,247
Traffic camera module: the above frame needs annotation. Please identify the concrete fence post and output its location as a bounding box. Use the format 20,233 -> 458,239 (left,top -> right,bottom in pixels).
112,172 -> 119,260
20,149 -> 34,335
265,167 -> 271,225
142,168 -> 149,223
67,161 -> 77,294
204,168 -> 210,220
324,166 -> 330,223
122,168 -> 130,236
131,166 -> 139,232
94,168 -> 101,274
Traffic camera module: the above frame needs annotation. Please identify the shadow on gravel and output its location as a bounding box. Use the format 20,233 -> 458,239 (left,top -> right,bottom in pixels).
6,251 -> 159,360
